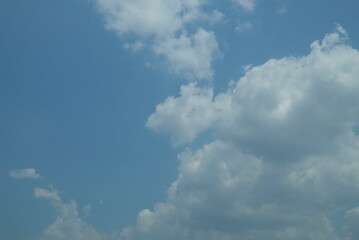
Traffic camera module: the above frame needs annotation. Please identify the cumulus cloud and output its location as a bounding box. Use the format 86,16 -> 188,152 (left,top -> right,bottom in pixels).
35,187 -> 107,240
128,26 -> 359,239
96,0 -> 221,80
220,24 -> 357,161
9,168 -> 42,179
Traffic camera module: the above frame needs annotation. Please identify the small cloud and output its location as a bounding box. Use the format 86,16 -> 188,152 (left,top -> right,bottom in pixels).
98,199 -> 104,205
9,168 -> 42,179
232,0 -> 256,12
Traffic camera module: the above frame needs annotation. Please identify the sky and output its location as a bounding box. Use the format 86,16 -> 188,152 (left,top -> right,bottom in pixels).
1,0 -> 359,239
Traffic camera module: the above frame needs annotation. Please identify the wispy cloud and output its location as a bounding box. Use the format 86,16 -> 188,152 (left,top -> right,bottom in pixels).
34,187 -> 107,240
9,168 -> 42,179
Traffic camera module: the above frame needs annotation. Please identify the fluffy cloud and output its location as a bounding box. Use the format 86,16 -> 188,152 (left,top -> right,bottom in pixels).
35,187 -> 107,240
9,168 -> 42,179
146,83 -> 230,145
96,0 -> 221,80
129,26 -> 359,239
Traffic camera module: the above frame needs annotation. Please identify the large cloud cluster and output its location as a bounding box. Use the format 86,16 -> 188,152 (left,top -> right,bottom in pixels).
137,25 -> 359,240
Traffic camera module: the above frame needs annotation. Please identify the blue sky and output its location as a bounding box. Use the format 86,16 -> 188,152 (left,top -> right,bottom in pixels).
1,0 -> 359,239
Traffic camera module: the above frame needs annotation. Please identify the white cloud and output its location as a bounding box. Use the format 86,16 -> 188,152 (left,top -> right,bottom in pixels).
231,0 -> 256,11
95,0 -> 221,80
34,187 -> 108,240
221,25 -> 357,161
9,168 -> 42,179
129,25 -> 359,239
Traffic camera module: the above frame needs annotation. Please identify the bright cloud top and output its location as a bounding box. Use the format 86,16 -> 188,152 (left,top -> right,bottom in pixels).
95,0 -> 221,80
9,168 -> 42,179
